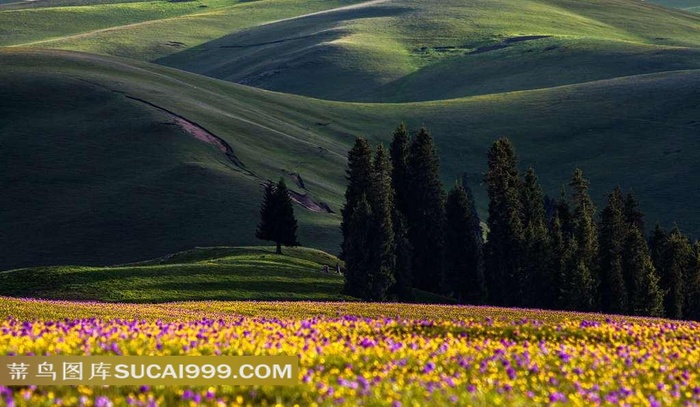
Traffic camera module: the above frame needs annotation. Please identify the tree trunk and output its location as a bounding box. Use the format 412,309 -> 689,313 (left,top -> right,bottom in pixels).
276,241 -> 282,254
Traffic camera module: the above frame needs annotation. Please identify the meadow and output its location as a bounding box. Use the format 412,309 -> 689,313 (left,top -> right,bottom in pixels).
1,298 -> 699,406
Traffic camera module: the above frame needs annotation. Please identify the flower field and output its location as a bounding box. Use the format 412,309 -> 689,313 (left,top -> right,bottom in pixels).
1,297 -> 699,406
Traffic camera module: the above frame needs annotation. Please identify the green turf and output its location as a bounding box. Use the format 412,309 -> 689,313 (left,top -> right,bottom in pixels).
155,0 -> 700,101
0,49 -> 699,270
0,0 -> 368,59
0,246 -> 453,303
0,246 -> 351,302
2,0 -> 698,102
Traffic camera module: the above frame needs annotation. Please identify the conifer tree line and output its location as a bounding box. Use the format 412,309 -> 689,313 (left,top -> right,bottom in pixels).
340,125 -> 700,321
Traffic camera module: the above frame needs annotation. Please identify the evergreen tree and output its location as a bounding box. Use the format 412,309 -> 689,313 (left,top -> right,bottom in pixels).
547,211 -> 569,308
388,124 -> 414,301
389,123 -> 411,217
484,138 -> 524,306
406,127 -> 446,293
366,145 -> 396,301
521,167 -> 549,308
256,179 -> 299,254
624,227 -> 664,317
563,256 -> 596,311
341,138 -> 373,258
567,169 -> 598,310
343,195 -> 373,298
390,211 -> 413,301
555,186 -> 574,238
649,224 -> 667,271
444,182 -> 485,304
685,241 -> 700,321
272,179 -> 299,254
658,226 -> 693,319
598,187 -> 628,314
624,192 -> 645,233
256,181 -> 277,245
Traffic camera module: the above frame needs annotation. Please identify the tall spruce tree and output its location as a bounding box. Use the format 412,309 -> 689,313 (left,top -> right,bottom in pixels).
343,195 -> 373,298
406,127 -> 445,293
624,227 -> 664,317
685,241 -> 700,321
649,224 -> 668,271
484,138 -> 524,306
341,138 -> 373,258
366,145 -> 396,301
388,124 -> 414,300
521,167 -> 549,308
444,182 -> 485,304
547,211 -> 570,309
566,169 -> 598,311
256,181 -> 277,246
598,187 -> 628,314
624,192 -> 645,233
256,178 -> 299,254
390,211 -> 413,301
389,123 -> 411,217
272,179 -> 299,254
658,226 -> 693,319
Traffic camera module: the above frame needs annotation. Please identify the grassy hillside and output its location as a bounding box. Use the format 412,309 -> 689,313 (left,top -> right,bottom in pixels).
2,0 -> 698,102
0,246 -> 452,303
0,246 -> 351,302
0,0 -> 368,58
157,0 -> 700,101
0,49 -> 699,270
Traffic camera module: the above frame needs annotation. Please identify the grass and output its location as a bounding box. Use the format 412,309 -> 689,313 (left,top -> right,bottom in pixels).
0,246 -> 453,303
0,48 -> 699,270
1,0 -> 698,101
0,246 -> 351,302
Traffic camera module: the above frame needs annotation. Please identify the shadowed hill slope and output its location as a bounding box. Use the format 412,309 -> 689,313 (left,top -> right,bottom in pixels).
1,49 -> 699,270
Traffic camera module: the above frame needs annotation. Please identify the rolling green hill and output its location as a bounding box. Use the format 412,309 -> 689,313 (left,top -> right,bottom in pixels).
157,0 -> 700,101
2,0 -> 698,102
0,246 -> 451,303
1,49 -> 699,270
2,0 -> 698,104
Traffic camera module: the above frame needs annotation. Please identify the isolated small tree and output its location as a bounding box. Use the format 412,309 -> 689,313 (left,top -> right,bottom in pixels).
256,181 -> 277,244
256,178 -> 299,254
